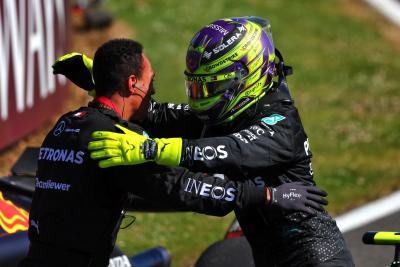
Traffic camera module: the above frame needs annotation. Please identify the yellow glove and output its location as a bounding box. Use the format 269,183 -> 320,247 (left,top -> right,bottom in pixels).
52,52 -> 96,96
88,124 -> 182,168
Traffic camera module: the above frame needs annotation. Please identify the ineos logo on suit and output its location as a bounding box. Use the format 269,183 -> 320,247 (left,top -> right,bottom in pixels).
184,177 -> 236,202
192,145 -> 228,161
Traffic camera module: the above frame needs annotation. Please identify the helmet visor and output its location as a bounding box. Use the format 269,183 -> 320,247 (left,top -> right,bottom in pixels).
185,71 -> 242,99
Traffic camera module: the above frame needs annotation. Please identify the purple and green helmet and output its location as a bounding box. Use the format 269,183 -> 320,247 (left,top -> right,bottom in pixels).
185,16 -> 276,124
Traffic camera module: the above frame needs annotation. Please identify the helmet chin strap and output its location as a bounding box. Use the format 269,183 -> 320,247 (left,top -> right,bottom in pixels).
275,48 -> 293,78
271,48 -> 294,102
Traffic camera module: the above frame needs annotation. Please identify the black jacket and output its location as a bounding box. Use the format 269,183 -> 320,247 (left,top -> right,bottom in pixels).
142,87 -> 348,266
144,90 -> 313,187
27,101 -> 266,266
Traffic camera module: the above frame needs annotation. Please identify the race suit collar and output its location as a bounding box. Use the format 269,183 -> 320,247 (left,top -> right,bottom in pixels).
88,100 -> 148,137
93,96 -> 123,117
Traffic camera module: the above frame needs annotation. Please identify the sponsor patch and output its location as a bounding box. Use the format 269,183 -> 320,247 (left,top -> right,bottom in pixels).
205,52 -> 238,71
65,128 -> 80,134
232,124 -> 274,144
109,255 -> 132,267
261,114 -> 286,125
38,147 -> 85,165
53,120 -> 81,136
35,178 -> 71,192
206,23 -> 229,35
282,189 -> 302,200
203,51 -> 212,59
186,145 -> 228,161
72,111 -> 87,118
53,121 -> 66,136
212,32 -> 242,55
184,178 -> 236,202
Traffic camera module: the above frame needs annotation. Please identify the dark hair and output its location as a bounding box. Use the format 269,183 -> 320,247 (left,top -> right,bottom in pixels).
93,38 -> 143,97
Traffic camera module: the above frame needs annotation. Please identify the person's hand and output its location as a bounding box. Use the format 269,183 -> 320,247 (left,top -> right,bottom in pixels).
266,182 -> 328,215
88,124 -> 182,168
52,52 -> 95,96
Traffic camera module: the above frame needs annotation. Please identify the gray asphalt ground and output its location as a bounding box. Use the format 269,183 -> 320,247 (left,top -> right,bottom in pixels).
343,211 -> 399,267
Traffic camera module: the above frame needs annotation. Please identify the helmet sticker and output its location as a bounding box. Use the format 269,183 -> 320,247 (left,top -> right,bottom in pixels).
206,23 -> 229,36
212,31 -> 244,55
204,52 -> 238,72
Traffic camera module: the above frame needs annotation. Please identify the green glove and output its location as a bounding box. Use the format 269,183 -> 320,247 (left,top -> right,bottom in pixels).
52,52 -> 95,96
88,124 -> 182,168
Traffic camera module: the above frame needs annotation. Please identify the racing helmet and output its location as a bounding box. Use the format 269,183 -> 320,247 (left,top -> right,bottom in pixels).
185,16 -> 276,124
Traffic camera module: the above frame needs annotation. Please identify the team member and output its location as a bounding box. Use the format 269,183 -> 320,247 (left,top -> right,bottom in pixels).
19,38 -> 327,267
88,18 -> 354,266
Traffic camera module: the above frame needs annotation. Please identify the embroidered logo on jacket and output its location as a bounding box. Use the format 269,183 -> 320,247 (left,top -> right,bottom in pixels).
261,114 -> 286,125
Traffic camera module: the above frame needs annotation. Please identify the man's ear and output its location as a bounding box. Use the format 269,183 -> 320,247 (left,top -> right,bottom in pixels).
127,75 -> 138,95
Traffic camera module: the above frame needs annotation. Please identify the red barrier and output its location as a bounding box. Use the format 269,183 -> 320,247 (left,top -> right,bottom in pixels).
0,0 -> 70,150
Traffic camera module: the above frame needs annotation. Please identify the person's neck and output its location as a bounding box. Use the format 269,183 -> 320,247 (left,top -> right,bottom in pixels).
109,94 -> 134,121
95,95 -> 133,120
